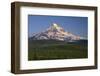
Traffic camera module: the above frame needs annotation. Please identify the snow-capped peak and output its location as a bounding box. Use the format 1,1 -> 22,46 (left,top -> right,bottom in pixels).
47,23 -> 61,31
31,23 -> 81,41
52,23 -> 60,29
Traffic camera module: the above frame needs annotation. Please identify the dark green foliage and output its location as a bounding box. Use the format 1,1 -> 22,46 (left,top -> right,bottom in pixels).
28,40 -> 88,60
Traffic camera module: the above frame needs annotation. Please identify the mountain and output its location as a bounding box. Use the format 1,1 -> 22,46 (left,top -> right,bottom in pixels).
30,23 -> 80,42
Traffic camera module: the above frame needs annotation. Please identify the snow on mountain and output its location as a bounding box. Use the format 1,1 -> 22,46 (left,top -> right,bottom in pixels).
31,23 -> 80,42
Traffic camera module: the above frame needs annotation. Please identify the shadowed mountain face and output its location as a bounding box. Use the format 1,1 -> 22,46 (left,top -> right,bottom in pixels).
30,23 -> 80,42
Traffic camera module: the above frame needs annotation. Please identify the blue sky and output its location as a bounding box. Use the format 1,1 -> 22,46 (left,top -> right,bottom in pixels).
28,15 -> 88,38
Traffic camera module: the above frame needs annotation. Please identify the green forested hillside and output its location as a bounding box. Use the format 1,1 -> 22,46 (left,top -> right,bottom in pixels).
28,39 -> 88,60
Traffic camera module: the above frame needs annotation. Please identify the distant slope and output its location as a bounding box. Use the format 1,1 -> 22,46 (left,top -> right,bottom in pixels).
68,39 -> 88,45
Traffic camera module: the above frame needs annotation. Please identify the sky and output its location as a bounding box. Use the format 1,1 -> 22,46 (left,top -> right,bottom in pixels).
28,15 -> 88,38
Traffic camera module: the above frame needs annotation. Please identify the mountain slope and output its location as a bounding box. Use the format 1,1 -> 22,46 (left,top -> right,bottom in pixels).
31,23 -> 80,42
